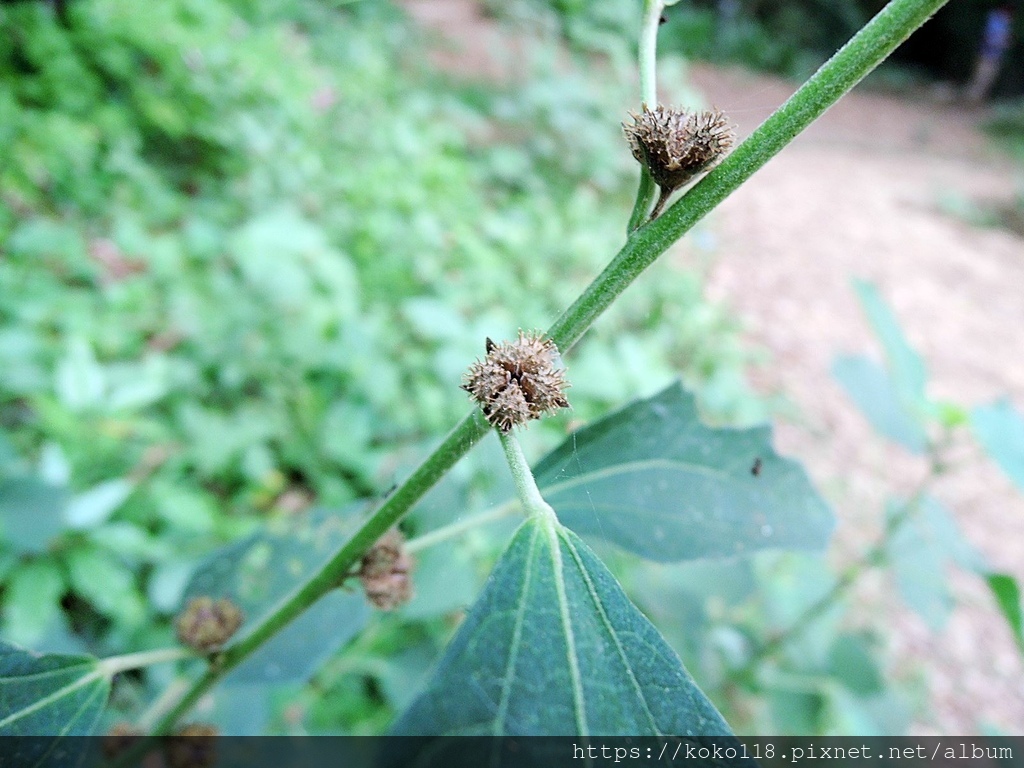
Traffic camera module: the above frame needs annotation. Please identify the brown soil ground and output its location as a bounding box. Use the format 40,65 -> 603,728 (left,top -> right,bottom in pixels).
401,0 -> 1024,733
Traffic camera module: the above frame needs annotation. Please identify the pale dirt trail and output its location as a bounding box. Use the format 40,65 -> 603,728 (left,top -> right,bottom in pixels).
402,0 -> 1024,732
690,64 -> 1024,733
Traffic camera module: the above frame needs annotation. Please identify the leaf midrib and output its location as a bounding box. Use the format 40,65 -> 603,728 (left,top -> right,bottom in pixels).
492,523 -> 539,736
0,665 -> 106,732
542,515 -> 588,735
541,458 -> 732,498
559,527 -> 662,736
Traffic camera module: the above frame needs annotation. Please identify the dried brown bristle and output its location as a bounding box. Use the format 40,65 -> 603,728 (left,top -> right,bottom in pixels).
174,597 -> 244,653
623,105 -> 735,220
462,330 -> 570,432
359,528 -> 414,610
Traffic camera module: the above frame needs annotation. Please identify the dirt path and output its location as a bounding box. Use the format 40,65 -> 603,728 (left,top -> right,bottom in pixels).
692,64 -> 1024,733
401,0 -> 1024,733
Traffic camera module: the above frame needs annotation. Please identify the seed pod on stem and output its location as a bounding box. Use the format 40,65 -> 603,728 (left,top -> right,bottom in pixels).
462,330 -> 570,433
623,105 -> 735,221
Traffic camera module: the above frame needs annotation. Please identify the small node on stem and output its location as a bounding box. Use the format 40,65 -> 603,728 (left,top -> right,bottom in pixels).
462,330 -> 570,432
623,105 -> 735,221
102,722 -> 143,759
174,597 -> 244,654
165,724 -> 219,768
358,528 -> 414,610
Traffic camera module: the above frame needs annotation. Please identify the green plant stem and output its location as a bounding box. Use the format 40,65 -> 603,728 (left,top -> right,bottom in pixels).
98,648 -> 193,677
145,0 -> 949,733
406,500 -> 519,554
498,431 -> 557,522
626,0 -> 665,232
553,0 -> 948,353
137,677 -> 191,732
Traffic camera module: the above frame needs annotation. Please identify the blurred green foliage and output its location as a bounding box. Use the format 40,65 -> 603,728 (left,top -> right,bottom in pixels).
0,0 -> 760,730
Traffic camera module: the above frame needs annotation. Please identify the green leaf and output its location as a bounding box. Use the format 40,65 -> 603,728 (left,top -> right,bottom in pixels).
888,500 -> 953,630
985,573 -> 1023,654
0,641 -> 108,736
54,338 -> 105,412
971,400 -> 1024,493
0,477 -> 68,554
852,279 -> 927,403
65,547 -> 146,628
184,506 -> 370,685
1,560 -> 65,647
63,479 -> 133,530
827,633 -> 883,696
391,516 -> 740,742
832,356 -> 928,453
533,382 -> 833,562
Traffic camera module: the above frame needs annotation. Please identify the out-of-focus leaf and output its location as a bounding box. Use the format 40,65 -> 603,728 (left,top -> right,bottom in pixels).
888,500 -> 952,630
183,506 -> 371,685
766,685 -> 823,734
0,642 -> 108,737
533,382 -> 833,562
852,280 -> 927,403
398,541 -> 478,620
63,479 -> 133,530
0,477 -> 68,553
391,515 -> 745,751
54,338 -> 105,412
65,547 -> 146,628
832,356 -> 928,453
827,633 -> 883,696
972,400 -> 1024,493
985,573 -> 1023,654
1,560 -> 65,647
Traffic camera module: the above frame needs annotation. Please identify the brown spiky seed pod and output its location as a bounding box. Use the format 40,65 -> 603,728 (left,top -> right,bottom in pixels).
165,724 -> 219,768
623,105 -> 735,219
461,331 -> 570,432
174,597 -> 244,653
359,528 -> 413,610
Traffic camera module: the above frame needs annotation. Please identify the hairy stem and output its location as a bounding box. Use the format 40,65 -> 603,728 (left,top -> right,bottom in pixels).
498,431 -> 557,523
551,0 -> 948,352
148,0 -> 950,733
98,648 -> 193,678
626,0 -> 665,232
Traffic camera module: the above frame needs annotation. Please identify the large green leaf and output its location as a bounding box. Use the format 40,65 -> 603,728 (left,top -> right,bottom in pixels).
183,506 -> 371,685
852,280 -> 927,403
391,515 -> 742,750
0,642 -> 108,737
532,383 -> 833,561
832,356 -> 928,454
971,400 -> 1024,493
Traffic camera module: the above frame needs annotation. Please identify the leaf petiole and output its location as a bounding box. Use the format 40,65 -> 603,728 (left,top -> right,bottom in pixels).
498,431 -> 557,523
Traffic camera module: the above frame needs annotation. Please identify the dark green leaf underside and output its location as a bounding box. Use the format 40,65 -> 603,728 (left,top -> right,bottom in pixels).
392,516 -> 741,749
184,506 -> 370,684
533,382 -> 833,561
0,642 -> 108,737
